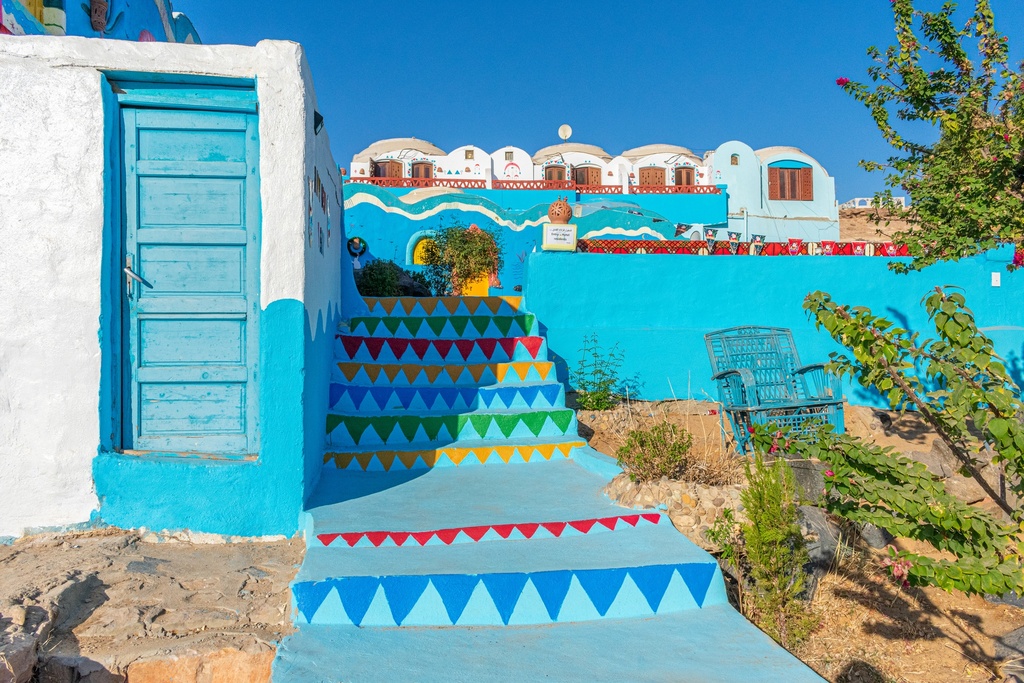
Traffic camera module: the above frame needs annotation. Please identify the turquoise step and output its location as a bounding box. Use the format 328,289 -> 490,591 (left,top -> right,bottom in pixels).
335,335 -> 547,364
273,608 -> 826,682
325,409 -> 577,448
363,296 -> 523,317
333,360 -> 556,387
328,382 -> 565,413
344,314 -> 538,339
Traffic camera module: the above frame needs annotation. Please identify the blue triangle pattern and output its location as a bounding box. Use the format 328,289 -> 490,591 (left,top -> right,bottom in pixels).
346,385 -> 369,411
419,387 -> 440,411
430,574 -> 480,624
575,568 -> 628,616
494,386 -> 519,409
459,387 -> 478,409
518,385 -> 540,406
530,570 -> 574,620
336,576 -> 381,626
381,575 -> 431,625
294,581 -> 336,623
539,383 -> 562,404
481,573 -> 530,625
677,563 -> 718,607
628,564 -> 677,612
329,383 -> 343,409
479,388 -> 497,409
438,388 -> 459,410
394,387 -> 417,410
370,387 -> 392,410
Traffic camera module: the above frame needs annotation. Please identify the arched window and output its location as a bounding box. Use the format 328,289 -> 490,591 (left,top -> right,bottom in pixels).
412,237 -> 436,265
545,165 -> 566,181
730,154 -> 740,166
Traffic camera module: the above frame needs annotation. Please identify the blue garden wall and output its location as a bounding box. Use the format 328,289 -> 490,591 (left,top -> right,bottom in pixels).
524,248 -> 1024,407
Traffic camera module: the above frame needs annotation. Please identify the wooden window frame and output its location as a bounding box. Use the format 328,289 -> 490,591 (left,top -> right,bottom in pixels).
411,162 -> 433,179
674,166 -> 695,186
767,166 -> 813,201
545,165 -> 566,181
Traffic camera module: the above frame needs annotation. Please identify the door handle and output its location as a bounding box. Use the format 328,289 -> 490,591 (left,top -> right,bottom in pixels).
124,258 -> 151,298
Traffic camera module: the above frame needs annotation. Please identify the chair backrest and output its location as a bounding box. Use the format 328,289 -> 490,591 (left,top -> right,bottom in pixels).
705,326 -> 804,404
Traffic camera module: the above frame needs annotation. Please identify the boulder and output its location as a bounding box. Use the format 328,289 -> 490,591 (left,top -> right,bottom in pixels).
798,505 -> 841,601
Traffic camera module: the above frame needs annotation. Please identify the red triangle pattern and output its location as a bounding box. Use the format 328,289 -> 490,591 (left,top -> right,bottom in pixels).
364,338 -> 385,360
454,339 -> 475,360
498,337 -> 518,358
476,338 -> 497,359
386,338 -> 410,359
314,513 -> 662,547
433,339 -> 454,359
410,339 -> 431,360
517,336 -> 544,358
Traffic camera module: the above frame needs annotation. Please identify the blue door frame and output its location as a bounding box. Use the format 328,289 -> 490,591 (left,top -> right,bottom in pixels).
116,80 -> 261,457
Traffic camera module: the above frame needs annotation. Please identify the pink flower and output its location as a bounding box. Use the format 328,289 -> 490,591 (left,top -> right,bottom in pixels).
825,470 -> 835,477
747,426 -> 756,434
836,77 -> 850,87
1013,249 -> 1023,267
1006,134 -> 1012,142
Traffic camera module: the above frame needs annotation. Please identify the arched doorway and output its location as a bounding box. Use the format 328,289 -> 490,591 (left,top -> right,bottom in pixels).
573,166 -> 601,186
372,160 -> 403,178
411,162 -> 433,179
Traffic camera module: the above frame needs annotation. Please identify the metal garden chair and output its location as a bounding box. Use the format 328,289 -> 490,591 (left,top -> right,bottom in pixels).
704,326 -> 844,453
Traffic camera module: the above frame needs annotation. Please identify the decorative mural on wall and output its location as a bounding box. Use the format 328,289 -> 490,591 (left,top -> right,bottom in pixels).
342,182 -> 728,293
1,0 -> 199,42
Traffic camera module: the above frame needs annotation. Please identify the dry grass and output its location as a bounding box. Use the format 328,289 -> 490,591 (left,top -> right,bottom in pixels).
797,540 -> 1024,682
575,398 -> 743,485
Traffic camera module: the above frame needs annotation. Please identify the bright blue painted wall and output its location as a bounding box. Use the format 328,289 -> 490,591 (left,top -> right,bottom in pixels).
524,249 -> 1024,407
2,0 -> 199,41
94,298 -> 307,537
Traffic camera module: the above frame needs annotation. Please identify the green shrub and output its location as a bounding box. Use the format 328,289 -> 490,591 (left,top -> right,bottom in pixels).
616,421 -> 694,483
355,259 -> 402,297
571,334 -> 625,411
739,456 -> 818,649
707,457 -> 818,650
420,223 -> 503,296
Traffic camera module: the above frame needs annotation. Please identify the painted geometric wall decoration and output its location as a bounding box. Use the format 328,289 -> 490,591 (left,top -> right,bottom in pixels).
292,562 -> 723,626
324,440 -> 584,471
316,513 -> 662,548
335,361 -> 554,386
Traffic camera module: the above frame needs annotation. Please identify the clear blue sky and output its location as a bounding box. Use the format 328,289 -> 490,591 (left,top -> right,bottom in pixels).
175,1 -> 1024,200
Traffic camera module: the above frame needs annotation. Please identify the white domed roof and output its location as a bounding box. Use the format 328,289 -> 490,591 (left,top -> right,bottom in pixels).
354,138 -> 446,162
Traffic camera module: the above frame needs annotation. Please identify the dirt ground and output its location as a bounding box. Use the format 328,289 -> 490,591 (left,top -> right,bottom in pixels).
577,399 -> 1024,683
839,207 -> 913,242
0,529 -> 302,680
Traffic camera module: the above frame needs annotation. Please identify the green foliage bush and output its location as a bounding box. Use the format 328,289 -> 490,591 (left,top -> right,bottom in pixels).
616,421 -> 694,483
571,334 -> 625,411
355,259 -> 402,297
420,223 -> 503,296
769,287 -> 1024,597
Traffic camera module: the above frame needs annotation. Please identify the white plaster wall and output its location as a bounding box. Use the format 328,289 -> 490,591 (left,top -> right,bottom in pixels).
0,36 -> 316,537
489,146 -> 533,180
438,145 -> 490,179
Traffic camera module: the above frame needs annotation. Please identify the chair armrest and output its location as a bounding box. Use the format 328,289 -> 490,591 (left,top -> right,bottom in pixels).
794,363 -> 842,401
711,368 -> 757,408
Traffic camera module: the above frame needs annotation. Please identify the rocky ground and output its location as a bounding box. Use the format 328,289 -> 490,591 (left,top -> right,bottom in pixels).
0,530 -> 301,682
577,398 -> 1024,683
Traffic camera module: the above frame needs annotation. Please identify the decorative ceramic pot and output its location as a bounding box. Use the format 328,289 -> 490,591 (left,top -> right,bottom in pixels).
547,197 -> 572,224
90,0 -> 107,31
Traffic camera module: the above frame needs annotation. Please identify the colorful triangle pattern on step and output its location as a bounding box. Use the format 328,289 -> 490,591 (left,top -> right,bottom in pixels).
347,315 -> 536,339
324,441 -> 583,471
293,562 -> 724,626
363,296 -> 522,317
336,335 -> 545,363
328,382 -> 564,412
326,409 -> 576,445
335,361 -> 554,386
316,513 -> 662,548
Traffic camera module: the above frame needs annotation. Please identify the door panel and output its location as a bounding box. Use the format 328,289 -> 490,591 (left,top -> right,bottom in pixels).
639,167 -> 666,186
122,107 -> 260,455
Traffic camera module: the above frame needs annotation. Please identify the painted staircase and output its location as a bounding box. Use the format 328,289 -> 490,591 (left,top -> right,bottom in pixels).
273,296 -> 822,682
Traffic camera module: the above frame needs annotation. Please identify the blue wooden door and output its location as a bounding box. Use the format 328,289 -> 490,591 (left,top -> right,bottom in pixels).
121,106 -> 260,455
